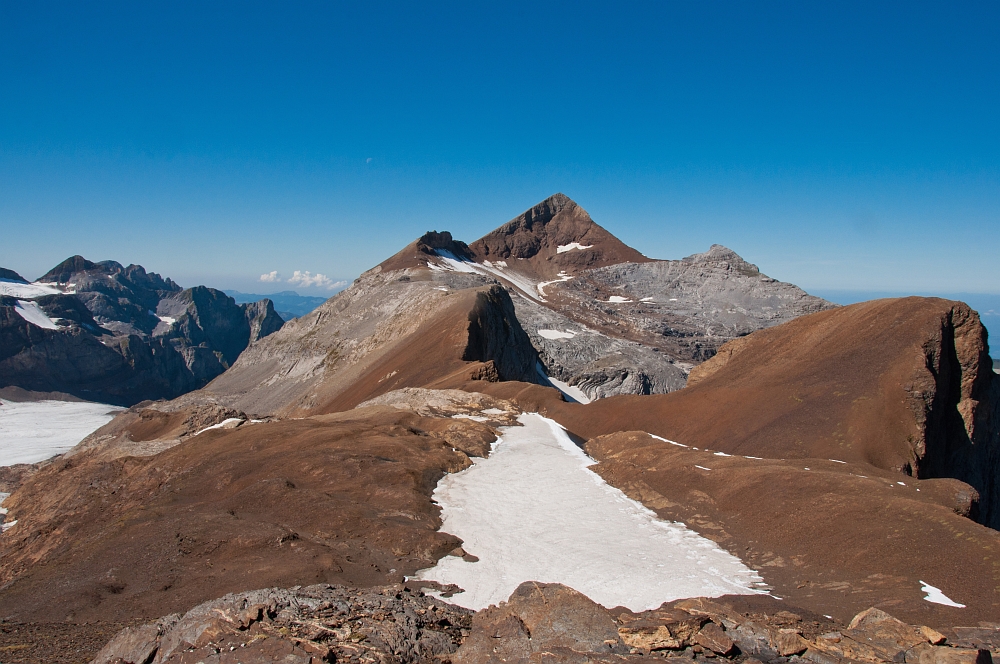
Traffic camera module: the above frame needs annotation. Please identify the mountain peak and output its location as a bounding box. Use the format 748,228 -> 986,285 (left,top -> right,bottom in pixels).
468,194 -> 648,270
0,267 -> 28,283
685,244 -> 760,275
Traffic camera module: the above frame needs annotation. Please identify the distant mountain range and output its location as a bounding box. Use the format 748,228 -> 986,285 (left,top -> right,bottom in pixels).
0,256 -> 283,404
224,290 -> 328,320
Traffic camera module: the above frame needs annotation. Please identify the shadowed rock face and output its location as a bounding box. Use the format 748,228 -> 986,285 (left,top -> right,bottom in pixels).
0,258 -> 283,405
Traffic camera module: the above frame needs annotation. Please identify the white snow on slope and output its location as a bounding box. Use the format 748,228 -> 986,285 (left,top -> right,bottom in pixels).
194,418 -> 244,435
536,364 -> 591,404
537,329 -> 577,340
14,300 -> 60,330
415,413 -> 766,610
556,242 -> 593,253
920,581 -> 966,608
0,400 -> 124,466
429,250 -> 544,302
607,295 -> 632,303
536,272 -> 573,298
0,279 -> 62,300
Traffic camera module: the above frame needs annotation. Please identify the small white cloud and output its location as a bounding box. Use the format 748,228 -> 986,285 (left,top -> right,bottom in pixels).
287,270 -> 346,290
366,157 -> 373,163
260,271 -> 280,283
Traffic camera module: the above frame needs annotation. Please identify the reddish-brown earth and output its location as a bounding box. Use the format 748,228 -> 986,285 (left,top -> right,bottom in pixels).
0,406 -> 501,623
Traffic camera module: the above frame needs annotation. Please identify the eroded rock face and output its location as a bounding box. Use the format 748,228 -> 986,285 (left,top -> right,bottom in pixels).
0,258 -> 283,405
90,585 -> 473,664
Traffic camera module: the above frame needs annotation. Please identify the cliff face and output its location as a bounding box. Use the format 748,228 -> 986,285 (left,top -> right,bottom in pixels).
462,286 -> 539,383
905,304 -> 1000,526
686,298 -> 1000,529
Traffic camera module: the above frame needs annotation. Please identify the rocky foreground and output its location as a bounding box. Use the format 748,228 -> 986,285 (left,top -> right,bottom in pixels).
78,582 -> 999,664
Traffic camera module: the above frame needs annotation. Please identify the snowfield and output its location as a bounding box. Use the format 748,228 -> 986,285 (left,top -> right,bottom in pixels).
0,400 -> 124,466
415,413 -> 766,610
0,278 -> 63,300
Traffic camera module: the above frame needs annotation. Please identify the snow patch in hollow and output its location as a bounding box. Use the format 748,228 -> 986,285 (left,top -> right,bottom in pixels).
537,329 -> 577,340
414,413 -> 766,610
556,242 -> 594,253
607,295 -> 632,303
14,300 -> 60,330
920,581 -> 965,608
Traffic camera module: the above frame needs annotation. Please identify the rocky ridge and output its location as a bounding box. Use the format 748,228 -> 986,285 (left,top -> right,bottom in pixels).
87,582 -> 999,664
0,256 -> 283,405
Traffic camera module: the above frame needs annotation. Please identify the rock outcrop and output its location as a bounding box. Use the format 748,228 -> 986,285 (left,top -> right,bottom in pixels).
86,582 -> 999,664
0,258 -> 283,404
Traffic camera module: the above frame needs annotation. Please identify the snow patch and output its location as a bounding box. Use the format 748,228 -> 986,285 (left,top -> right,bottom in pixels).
649,433 -> 688,448
537,329 -> 577,340
0,400 -> 124,466
452,414 -> 489,422
481,408 -> 505,415
607,296 -> 632,303
556,242 -> 594,253
414,413 -> 766,610
537,364 -> 591,404
694,465 -> 712,471
920,581 -> 965,608
14,300 -> 60,330
194,418 -> 245,435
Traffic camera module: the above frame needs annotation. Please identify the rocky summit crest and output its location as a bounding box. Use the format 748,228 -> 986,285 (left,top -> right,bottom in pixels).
468,193 -> 649,268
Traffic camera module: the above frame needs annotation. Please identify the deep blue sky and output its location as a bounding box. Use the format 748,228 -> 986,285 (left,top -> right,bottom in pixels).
1,2 -> 997,308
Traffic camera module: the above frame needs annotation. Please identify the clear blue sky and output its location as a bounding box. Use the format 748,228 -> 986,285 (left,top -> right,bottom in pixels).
1,2 -> 997,304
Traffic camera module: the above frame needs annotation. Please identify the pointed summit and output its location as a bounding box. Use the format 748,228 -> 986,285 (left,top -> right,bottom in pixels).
468,194 -> 648,275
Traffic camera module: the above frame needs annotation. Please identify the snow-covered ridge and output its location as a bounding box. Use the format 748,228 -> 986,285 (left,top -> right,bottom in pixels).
414,413 -> 766,610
